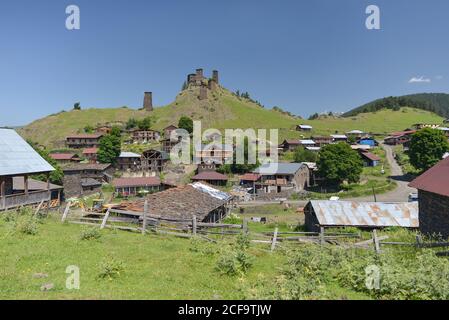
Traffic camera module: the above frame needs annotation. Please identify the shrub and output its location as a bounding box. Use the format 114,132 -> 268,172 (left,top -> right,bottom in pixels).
98,256 -> 125,280
79,227 -> 102,241
15,215 -> 39,235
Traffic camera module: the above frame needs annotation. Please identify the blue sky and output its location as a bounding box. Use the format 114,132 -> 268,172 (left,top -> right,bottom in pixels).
1,0 -> 448,126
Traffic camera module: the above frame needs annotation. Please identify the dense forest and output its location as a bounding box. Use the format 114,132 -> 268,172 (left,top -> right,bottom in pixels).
343,93 -> 449,118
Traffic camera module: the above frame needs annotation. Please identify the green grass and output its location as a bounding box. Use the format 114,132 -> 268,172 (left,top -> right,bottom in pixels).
0,215 -> 287,299
18,82 -> 444,149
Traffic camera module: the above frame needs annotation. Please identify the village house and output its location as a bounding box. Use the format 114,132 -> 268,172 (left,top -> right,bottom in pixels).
296,124 -> 313,132
298,139 -> 316,148
191,171 -> 228,186
82,147 -> 98,163
253,162 -> 310,195
49,153 -> 81,164
161,137 -> 181,154
357,137 -> 378,147
194,144 -> 233,165
62,163 -> 114,198
359,150 -> 381,167
112,176 -> 163,197
311,136 -> 333,147
409,157 -> 449,238
331,134 -> 348,143
116,151 -> 141,172
279,140 -> 301,152
129,129 -> 161,144
66,133 -> 104,149
304,200 -> 418,232
163,125 -> 178,138
141,149 -> 169,172
384,130 -> 416,146
0,129 -> 57,211
96,126 -> 112,134
114,182 -> 233,223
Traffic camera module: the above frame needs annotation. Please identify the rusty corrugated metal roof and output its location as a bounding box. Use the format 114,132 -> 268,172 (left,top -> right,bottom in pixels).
308,201 -> 419,228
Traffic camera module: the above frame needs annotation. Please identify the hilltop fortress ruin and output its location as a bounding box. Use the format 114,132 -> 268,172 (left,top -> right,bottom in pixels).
143,68 -> 220,111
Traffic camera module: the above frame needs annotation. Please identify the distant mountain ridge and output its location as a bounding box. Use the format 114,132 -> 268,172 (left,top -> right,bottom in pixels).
343,93 -> 449,119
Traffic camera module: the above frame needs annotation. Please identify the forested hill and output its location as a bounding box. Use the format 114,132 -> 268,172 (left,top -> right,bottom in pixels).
343,93 -> 449,118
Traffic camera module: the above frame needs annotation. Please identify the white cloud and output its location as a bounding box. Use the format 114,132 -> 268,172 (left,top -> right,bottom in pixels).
408,76 -> 431,83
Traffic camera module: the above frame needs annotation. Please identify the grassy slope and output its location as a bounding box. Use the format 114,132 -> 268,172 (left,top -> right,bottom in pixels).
0,215 -> 367,300
19,83 -> 444,149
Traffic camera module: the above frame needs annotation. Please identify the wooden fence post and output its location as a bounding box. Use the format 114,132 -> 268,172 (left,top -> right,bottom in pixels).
61,202 -> 71,222
142,200 -> 148,235
34,200 -> 44,217
100,208 -> 111,230
271,228 -> 279,252
416,234 -> 423,248
320,227 -> 325,246
373,230 -> 380,254
192,215 -> 197,236
243,219 -> 248,234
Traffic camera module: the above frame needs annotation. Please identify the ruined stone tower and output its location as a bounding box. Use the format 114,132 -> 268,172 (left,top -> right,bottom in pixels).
212,70 -> 219,84
199,86 -> 208,100
143,92 -> 153,112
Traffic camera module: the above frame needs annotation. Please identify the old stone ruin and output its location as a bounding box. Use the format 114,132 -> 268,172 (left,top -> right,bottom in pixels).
186,68 -> 220,100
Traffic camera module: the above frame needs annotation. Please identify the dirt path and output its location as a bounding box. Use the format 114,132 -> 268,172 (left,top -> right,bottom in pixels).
347,143 -> 416,202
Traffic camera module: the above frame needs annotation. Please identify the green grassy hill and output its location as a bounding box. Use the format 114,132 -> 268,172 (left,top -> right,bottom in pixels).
343,93 -> 449,118
19,84 -> 445,149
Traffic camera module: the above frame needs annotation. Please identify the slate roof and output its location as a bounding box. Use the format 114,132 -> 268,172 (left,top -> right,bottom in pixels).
115,182 -> 232,221
191,171 -> 228,181
67,133 -> 104,139
0,129 -> 54,176
409,157 -> 449,197
81,178 -> 102,187
62,163 -> 112,172
113,177 -> 161,188
307,201 -> 419,228
82,147 -> 98,154
360,152 -> 381,162
12,176 -> 63,191
49,153 -> 78,160
253,162 -> 304,175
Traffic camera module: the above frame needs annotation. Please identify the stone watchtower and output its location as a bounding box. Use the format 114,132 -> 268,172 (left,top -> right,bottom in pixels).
212,70 -> 219,84
199,86 -> 208,100
143,92 -> 153,112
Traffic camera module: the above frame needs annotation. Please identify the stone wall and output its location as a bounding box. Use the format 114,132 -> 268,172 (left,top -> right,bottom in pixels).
418,190 -> 449,238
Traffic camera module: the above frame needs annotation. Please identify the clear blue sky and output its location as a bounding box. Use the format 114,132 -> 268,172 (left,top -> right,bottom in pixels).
1,0 -> 448,126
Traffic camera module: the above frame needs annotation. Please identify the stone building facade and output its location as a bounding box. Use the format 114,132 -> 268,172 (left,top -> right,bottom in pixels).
143,92 -> 153,112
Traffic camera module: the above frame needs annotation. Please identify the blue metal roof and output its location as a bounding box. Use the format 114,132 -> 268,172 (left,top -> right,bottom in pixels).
0,129 -> 54,176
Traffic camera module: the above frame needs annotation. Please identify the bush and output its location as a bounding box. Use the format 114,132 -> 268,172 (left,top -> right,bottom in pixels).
98,256 -> 125,280
79,227 -> 102,241
15,215 -> 39,235
215,234 -> 253,276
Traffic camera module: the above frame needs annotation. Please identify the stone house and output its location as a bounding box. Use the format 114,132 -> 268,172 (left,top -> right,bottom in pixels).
194,144 -> 233,165
191,171 -> 228,186
409,157 -> 449,238
82,147 -> 98,163
253,162 -> 310,194
141,149 -> 169,173
62,163 -> 114,198
66,133 -> 104,149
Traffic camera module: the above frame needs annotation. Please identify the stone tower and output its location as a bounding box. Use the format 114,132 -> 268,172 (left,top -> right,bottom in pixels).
212,70 -> 219,84
199,86 -> 208,100
143,92 -> 153,112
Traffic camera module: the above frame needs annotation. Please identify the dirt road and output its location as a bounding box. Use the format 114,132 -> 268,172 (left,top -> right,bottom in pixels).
347,143 -> 416,202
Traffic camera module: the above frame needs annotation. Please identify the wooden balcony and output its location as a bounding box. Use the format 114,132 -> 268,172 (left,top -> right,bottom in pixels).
0,190 -> 51,211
